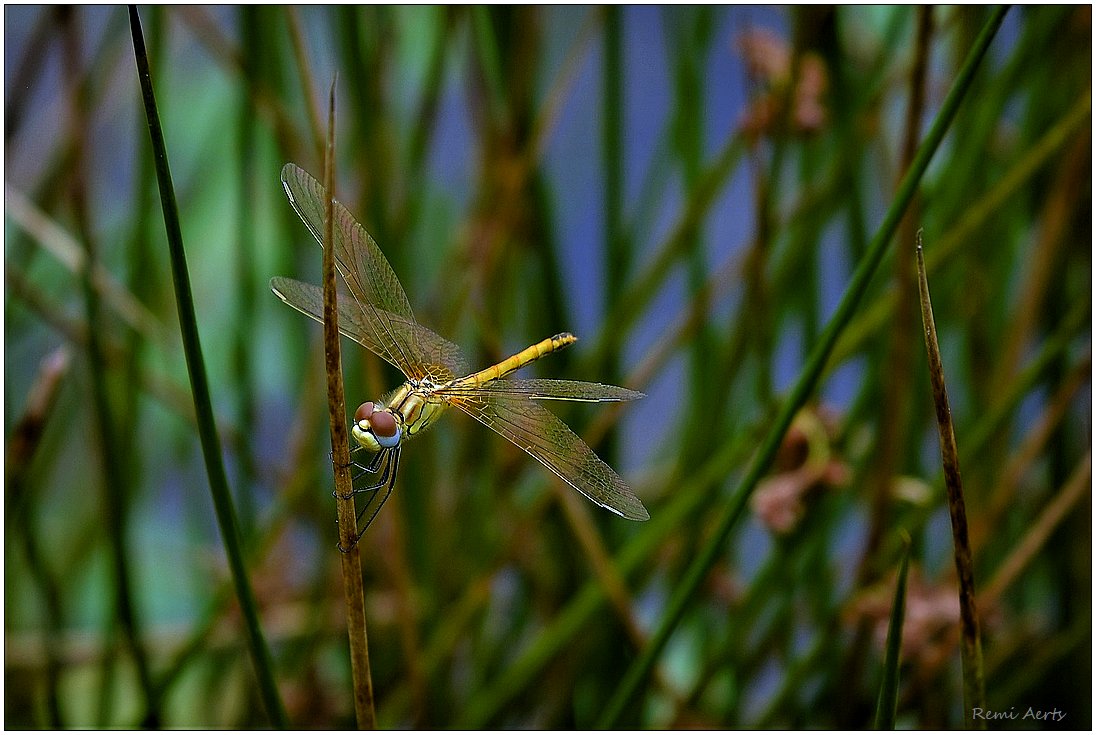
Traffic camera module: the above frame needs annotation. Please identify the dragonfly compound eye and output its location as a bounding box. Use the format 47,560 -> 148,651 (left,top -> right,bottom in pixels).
370,410 -> 398,441
354,402 -> 375,423
368,410 -> 401,449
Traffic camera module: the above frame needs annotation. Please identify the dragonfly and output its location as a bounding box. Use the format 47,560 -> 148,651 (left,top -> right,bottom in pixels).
271,163 -> 649,545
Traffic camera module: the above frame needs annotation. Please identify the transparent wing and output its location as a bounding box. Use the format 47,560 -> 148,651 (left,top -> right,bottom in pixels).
280,163 -> 464,381
446,392 -> 649,521
440,378 -> 644,402
271,277 -> 465,381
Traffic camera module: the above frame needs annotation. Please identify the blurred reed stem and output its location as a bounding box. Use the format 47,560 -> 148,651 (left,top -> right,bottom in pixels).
597,7 -> 1009,726
980,451 -> 1091,608
128,7 -> 288,727
336,6 -> 395,259
175,6 -> 307,164
232,5 -> 262,540
3,6 -> 54,141
115,3 -> 163,723
859,3 -> 933,583
62,7 -> 158,726
600,5 -> 624,393
118,4 -> 159,515
961,298 -> 1087,463
459,428 -> 756,728
665,7 -> 718,465
4,185 -> 165,341
827,89 -> 1090,371
991,131 -> 1089,397
392,6 -> 452,242
285,6 -> 325,160
588,128 -> 746,368
7,348 -> 71,727
470,7 -> 507,130
974,354 -> 1091,549
814,7 -> 870,262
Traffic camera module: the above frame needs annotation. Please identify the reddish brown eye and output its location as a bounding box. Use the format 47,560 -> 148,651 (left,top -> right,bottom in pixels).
370,410 -> 397,438
354,402 -> 374,423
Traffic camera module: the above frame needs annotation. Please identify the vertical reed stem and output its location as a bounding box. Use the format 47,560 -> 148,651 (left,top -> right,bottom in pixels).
915,234 -> 986,728
319,77 -> 377,730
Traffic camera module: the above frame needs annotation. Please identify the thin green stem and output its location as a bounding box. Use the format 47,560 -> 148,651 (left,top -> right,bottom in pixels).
232,4 -> 261,540
471,6 -> 507,130
601,5 -> 624,391
666,6 -> 717,464
596,7 -> 1009,726
873,533 -> 911,729
127,6 -> 288,728
587,128 -> 746,370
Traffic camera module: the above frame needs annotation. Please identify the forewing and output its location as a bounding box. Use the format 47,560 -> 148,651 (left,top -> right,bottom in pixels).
280,163 -> 464,380
448,392 -> 649,521
271,277 -> 465,381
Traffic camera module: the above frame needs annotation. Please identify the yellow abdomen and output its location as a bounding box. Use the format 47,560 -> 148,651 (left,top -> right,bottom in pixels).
462,332 -> 576,386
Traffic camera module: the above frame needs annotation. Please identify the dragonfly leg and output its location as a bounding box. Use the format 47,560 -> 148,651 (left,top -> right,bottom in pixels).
335,446 -> 391,500
337,447 -> 400,552
328,446 -> 356,471
345,443 -> 379,473
351,446 -> 387,481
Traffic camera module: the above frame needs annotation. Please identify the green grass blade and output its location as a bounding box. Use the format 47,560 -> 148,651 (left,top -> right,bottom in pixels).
596,7 -> 1010,727
127,7 -> 288,728
874,533 -> 911,729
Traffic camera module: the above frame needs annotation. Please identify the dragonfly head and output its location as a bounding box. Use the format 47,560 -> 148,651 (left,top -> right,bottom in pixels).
353,401 -> 402,451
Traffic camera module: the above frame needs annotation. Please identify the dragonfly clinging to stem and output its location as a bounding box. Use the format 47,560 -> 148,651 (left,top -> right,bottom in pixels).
271,163 -> 649,548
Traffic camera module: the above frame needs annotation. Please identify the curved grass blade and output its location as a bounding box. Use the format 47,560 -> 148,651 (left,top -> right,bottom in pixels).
596,7 -> 1010,726
128,7 -> 288,728
874,533 -> 911,729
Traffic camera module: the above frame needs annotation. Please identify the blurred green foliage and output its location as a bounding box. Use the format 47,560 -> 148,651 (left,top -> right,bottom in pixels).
4,6 -> 1090,729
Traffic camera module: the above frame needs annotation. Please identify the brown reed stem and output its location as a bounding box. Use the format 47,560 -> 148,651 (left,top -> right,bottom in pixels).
915,232 -> 986,728
318,78 -> 377,729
